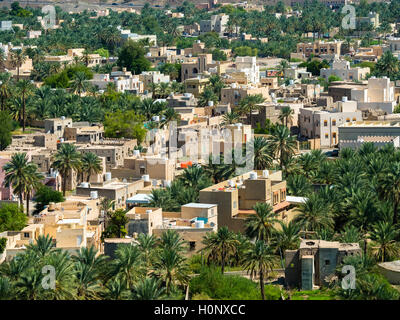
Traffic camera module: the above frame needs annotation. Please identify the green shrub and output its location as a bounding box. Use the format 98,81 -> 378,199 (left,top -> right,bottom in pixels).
0,204 -> 27,232
190,266 -> 281,300
0,237 -> 6,254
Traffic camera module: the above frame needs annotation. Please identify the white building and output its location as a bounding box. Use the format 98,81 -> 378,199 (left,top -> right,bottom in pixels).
320,59 -> 370,82
89,72 -> 143,94
0,21 -> 12,32
139,71 -> 170,90
119,26 -> 157,46
351,77 -> 396,114
225,56 -> 260,84
299,98 -> 363,147
339,121 -> 400,149
200,14 -> 229,36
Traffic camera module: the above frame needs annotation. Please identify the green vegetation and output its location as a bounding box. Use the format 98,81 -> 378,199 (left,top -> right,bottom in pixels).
190,267 -> 282,300
33,185 -> 65,214
0,203 -> 27,232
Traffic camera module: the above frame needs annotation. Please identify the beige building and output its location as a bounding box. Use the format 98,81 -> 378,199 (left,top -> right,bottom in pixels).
75,177 -> 145,209
1,196 -> 103,261
199,170 -> 290,232
111,154 -> 176,182
296,40 -> 342,58
221,84 -> 270,107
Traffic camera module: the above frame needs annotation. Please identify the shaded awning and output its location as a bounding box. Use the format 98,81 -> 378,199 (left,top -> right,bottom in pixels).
126,194 -> 152,204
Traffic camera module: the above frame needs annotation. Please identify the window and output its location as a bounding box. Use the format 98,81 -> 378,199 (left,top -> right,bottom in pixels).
325,260 -> 330,266
332,120 -> 336,126
324,120 -> 328,127
233,201 -> 237,208
189,241 -> 196,251
352,118 -> 356,121
346,118 -> 350,122
24,232 -> 30,238
57,125 -> 62,131
273,192 -> 279,205
325,134 -> 329,138
107,157 -> 111,162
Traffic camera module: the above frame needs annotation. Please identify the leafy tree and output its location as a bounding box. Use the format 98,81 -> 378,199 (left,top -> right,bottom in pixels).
33,185 -> 65,214
117,40 -> 151,75
0,203 -> 27,232
104,110 -> 147,143
102,209 -> 129,239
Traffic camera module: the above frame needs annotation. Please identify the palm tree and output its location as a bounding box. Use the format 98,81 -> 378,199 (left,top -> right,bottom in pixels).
369,221 -> 400,262
159,229 -> 187,253
0,73 -> 12,111
221,111 -> 240,125
278,106 -> 294,127
273,220 -> 301,252
112,244 -> 145,290
160,107 -> 180,128
378,162 -> 400,225
152,248 -> 190,295
294,193 -> 334,234
242,240 -> 277,300
268,125 -> 297,169
286,174 -> 312,196
72,71 -> 88,97
132,278 -> 166,300
42,250 -> 76,300
137,234 -> 158,270
238,94 -> 265,126
16,79 -> 34,132
73,246 -> 108,299
81,152 -> 102,182
198,87 -> 218,107
252,137 -> 273,170
3,152 -> 43,214
10,49 -> 27,81
202,227 -> 239,274
104,278 -> 130,300
245,202 -> 279,242
52,144 -> 82,196
375,51 -> 399,80
26,235 -> 56,258
209,74 -> 225,100
24,164 -> 44,216
179,166 -> 211,191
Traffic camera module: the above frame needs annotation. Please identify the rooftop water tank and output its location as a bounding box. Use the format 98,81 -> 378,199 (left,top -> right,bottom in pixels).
195,220 -> 205,228
133,150 -> 140,157
146,209 -> 152,214
152,115 -> 160,122
208,101 -> 214,107
90,191 -> 98,199
81,182 -> 89,188
61,116 -> 65,120
105,172 -> 112,181
342,96 -> 348,102
263,170 -> 269,178
228,180 -> 235,187
249,172 -> 258,180
142,174 -> 150,182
